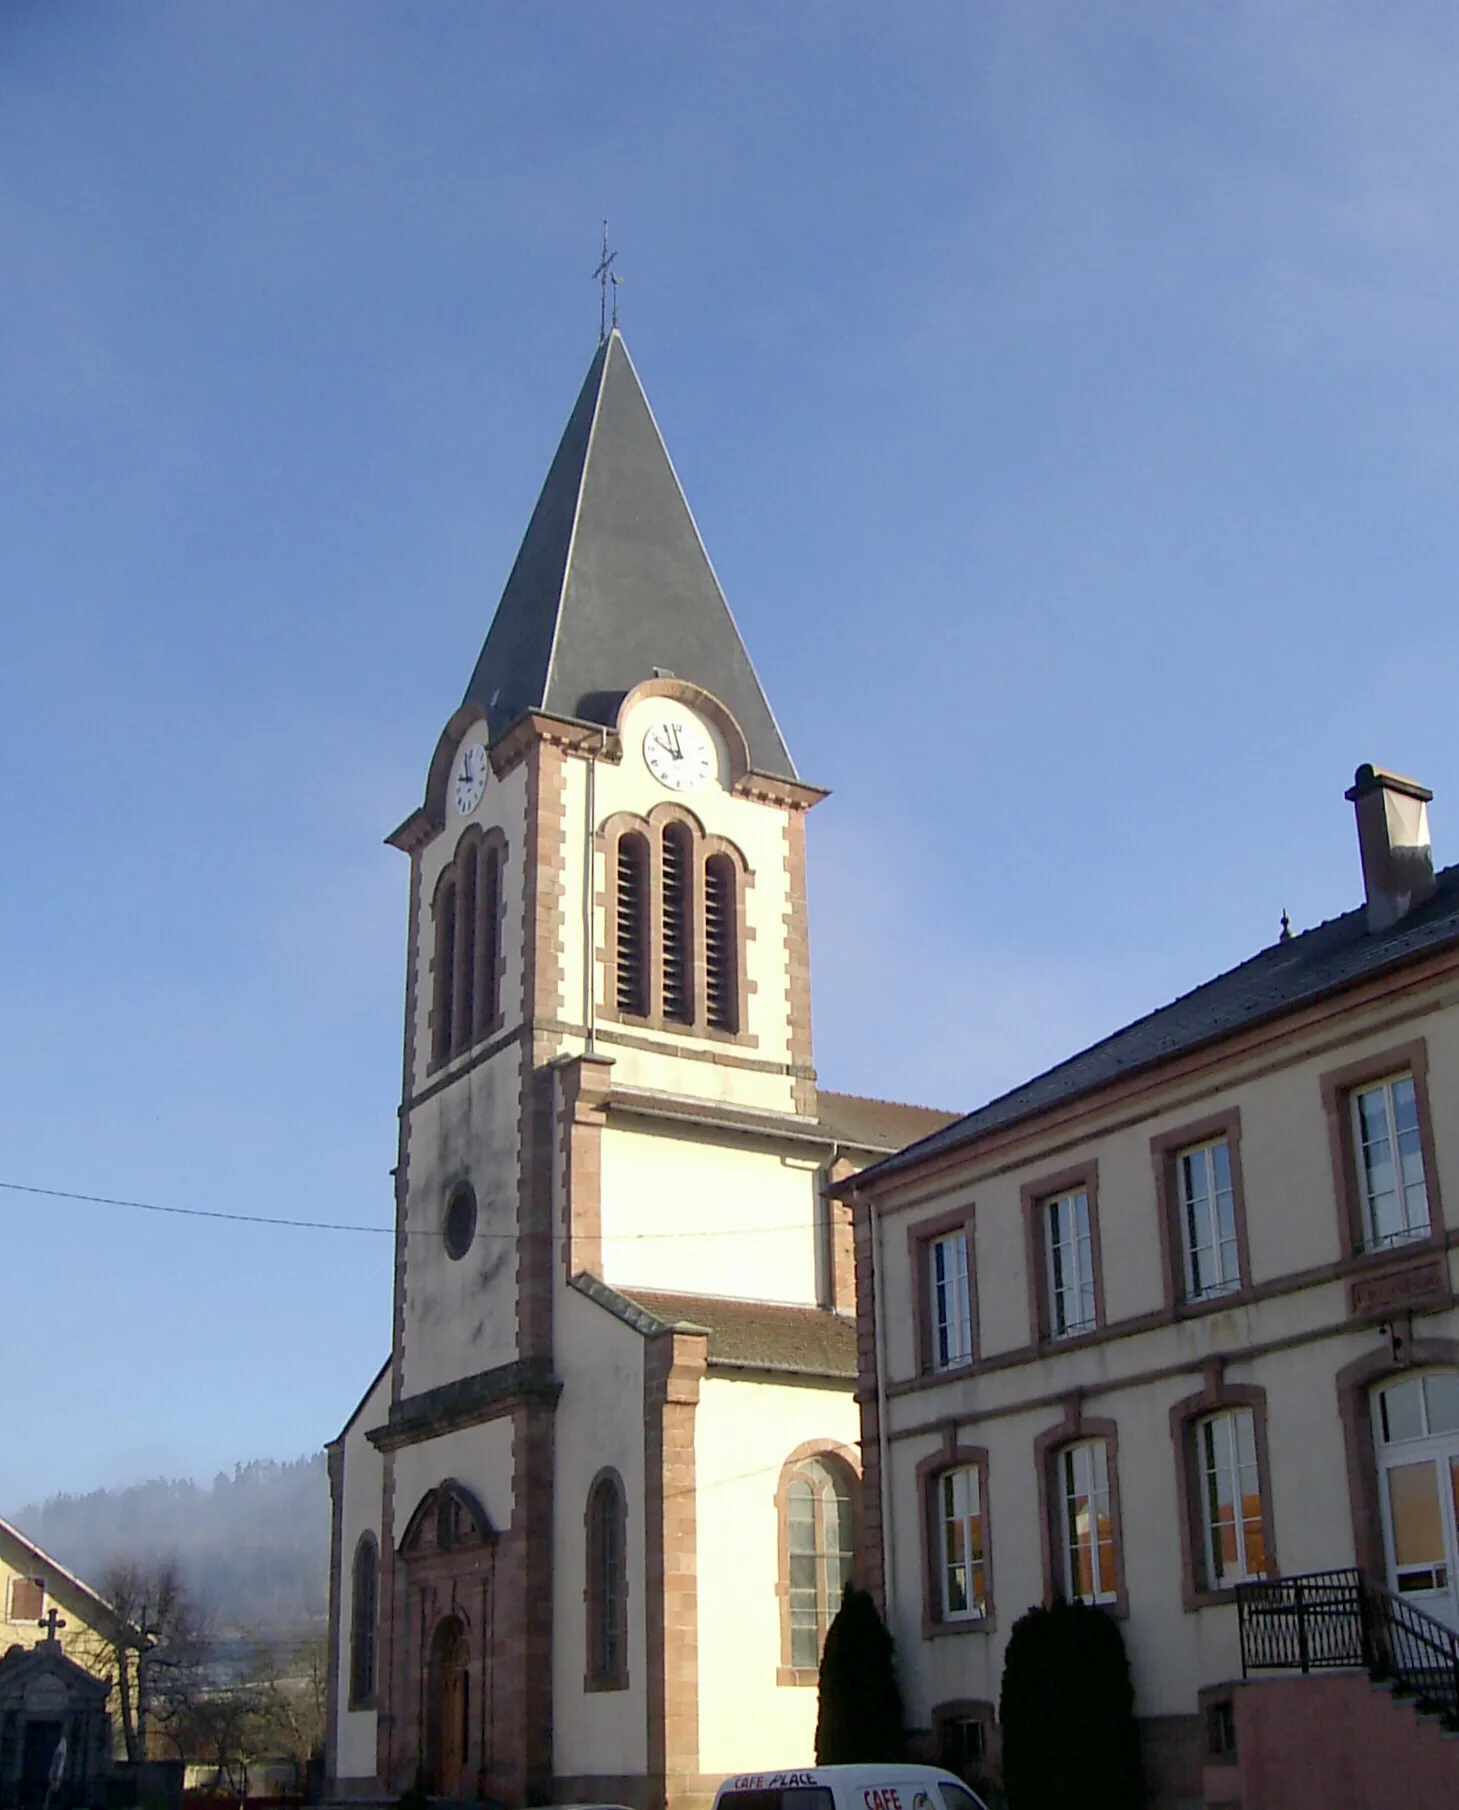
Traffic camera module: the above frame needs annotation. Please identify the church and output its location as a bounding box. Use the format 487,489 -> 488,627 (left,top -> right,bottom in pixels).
323,331 -> 952,1809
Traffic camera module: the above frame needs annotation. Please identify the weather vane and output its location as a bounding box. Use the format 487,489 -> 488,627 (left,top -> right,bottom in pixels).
594,221 -> 620,342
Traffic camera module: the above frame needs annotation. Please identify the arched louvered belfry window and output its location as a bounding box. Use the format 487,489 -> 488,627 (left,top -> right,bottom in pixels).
432,873 -> 458,1065
704,853 -> 739,1033
474,841 -> 501,1035
661,823 -> 694,1024
586,1471 -> 628,1689
348,1533 -> 378,1708
616,833 -> 650,1017
454,838 -> 478,1052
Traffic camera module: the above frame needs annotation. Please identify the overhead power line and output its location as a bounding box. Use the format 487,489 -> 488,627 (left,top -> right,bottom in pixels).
0,1179 -> 820,1242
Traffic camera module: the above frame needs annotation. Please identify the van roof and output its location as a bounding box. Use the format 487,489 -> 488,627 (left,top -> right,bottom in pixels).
716,1766 -> 969,1792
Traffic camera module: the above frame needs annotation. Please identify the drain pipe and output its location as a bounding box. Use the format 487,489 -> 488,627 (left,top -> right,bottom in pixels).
870,1191 -> 896,1629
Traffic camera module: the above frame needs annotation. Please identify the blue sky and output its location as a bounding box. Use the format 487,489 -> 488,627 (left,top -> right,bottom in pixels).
5,3 -> 1459,1508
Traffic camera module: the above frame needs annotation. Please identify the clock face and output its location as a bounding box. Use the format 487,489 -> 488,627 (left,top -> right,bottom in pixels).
643,717 -> 714,792
454,742 -> 488,815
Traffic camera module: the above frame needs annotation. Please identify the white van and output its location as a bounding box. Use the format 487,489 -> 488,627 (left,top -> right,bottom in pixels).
711,1763 -> 989,1810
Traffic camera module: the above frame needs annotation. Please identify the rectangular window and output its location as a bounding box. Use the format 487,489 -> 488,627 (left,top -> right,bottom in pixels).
1200,1409 -> 1267,1586
1062,1441 -> 1117,1603
1045,1191 -> 1096,1337
1353,1075 -> 1430,1250
938,1466 -> 986,1621
8,1577 -> 43,1623
1179,1141 -> 1241,1300
929,1232 -> 973,1370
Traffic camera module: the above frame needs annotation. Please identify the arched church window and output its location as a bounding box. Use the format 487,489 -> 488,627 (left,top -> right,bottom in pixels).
705,854 -> 739,1033
586,1470 -> 628,1689
616,833 -> 650,1017
661,824 -> 693,1024
777,1449 -> 858,1679
348,1534 -> 377,1708
432,874 -> 458,1065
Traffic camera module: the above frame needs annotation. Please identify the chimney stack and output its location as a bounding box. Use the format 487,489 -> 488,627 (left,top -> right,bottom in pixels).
1345,764 -> 1436,934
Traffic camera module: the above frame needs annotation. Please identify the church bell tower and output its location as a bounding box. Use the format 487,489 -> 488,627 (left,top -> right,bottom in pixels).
368,331 -> 833,1803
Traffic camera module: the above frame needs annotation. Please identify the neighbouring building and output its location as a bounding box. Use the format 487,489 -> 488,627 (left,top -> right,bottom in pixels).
0,1517 -> 136,1689
845,764 -> 1459,1810
0,1519 -> 135,1807
324,331 -> 952,1810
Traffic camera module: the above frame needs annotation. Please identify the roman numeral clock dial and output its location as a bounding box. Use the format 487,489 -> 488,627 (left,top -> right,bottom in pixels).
643,718 -> 713,792
454,742 -> 487,814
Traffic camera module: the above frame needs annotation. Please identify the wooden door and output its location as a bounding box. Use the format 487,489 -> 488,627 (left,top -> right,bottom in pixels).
428,1617 -> 469,1798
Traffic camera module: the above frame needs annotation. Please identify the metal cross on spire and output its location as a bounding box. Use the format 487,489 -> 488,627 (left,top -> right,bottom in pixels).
593,221 -> 620,342
38,1607 -> 66,1643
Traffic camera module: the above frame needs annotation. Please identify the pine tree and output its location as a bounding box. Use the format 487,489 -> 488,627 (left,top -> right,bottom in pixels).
815,1584 -> 907,1764
998,1599 -> 1144,1810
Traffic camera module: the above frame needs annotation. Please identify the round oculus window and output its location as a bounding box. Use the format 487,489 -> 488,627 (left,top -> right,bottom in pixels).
443,1185 -> 477,1261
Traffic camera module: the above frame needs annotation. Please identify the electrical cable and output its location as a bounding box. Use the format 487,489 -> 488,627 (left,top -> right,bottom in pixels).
0,1178 -> 821,1242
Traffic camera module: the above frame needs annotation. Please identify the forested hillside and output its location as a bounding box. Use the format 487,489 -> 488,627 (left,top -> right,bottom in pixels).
8,1454 -> 328,1634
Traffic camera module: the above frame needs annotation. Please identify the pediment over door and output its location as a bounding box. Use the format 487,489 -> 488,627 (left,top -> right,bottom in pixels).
398,1480 -> 496,1558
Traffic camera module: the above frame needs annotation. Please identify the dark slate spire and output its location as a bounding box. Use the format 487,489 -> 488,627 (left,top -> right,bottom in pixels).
464,331 -> 797,780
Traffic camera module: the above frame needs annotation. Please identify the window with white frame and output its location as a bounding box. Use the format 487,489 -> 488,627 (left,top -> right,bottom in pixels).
1373,1371 -> 1459,1599
1061,1440 -> 1118,1603
1178,1140 -> 1241,1300
1045,1190 -> 1096,1337
929,1231 -> 973,1370
1199,1409 -> 1267,1586
1353,1075 -> 1430,1250
936,1466 -> 986,1621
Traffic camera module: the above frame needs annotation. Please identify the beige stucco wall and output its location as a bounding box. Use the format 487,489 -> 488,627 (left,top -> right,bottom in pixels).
391,1419 -> 515,1553
398,1043 -> 524,1400
0,1534 -> 116,1679
552,1287 -> 649,1778
334,1366 -> 390,1781
695,1374 -> 860,1775
399,731 -> 528,1402
600,1124 -> 822,1304
877,981 -> 1459,1731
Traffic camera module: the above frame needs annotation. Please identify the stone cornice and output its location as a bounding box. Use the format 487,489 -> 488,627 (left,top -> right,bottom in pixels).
366,1357 -> 561,1451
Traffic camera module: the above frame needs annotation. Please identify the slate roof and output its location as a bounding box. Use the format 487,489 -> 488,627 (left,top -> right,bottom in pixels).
606,1083 -> 957,1154
815,1091 -> 960,1152
571,1274 -> 856,1380
463,331 -> 797,781
856,861 -> 1459,1187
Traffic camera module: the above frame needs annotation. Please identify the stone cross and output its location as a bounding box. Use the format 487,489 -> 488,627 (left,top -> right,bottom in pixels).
38,1607 -> 66,1643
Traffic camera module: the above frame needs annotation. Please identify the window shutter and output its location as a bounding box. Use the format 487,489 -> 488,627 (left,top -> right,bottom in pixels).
10,1577 -> 44,1622
704,855 -> 738,1032
616,836 -> 649,1016
662,826 -> 693,1023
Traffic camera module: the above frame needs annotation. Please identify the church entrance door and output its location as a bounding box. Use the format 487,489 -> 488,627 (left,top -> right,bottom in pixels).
426,1617 -> 468,1799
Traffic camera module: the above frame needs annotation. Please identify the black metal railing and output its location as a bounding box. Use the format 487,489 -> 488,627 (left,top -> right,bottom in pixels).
1237,1567 -> 1459,1730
